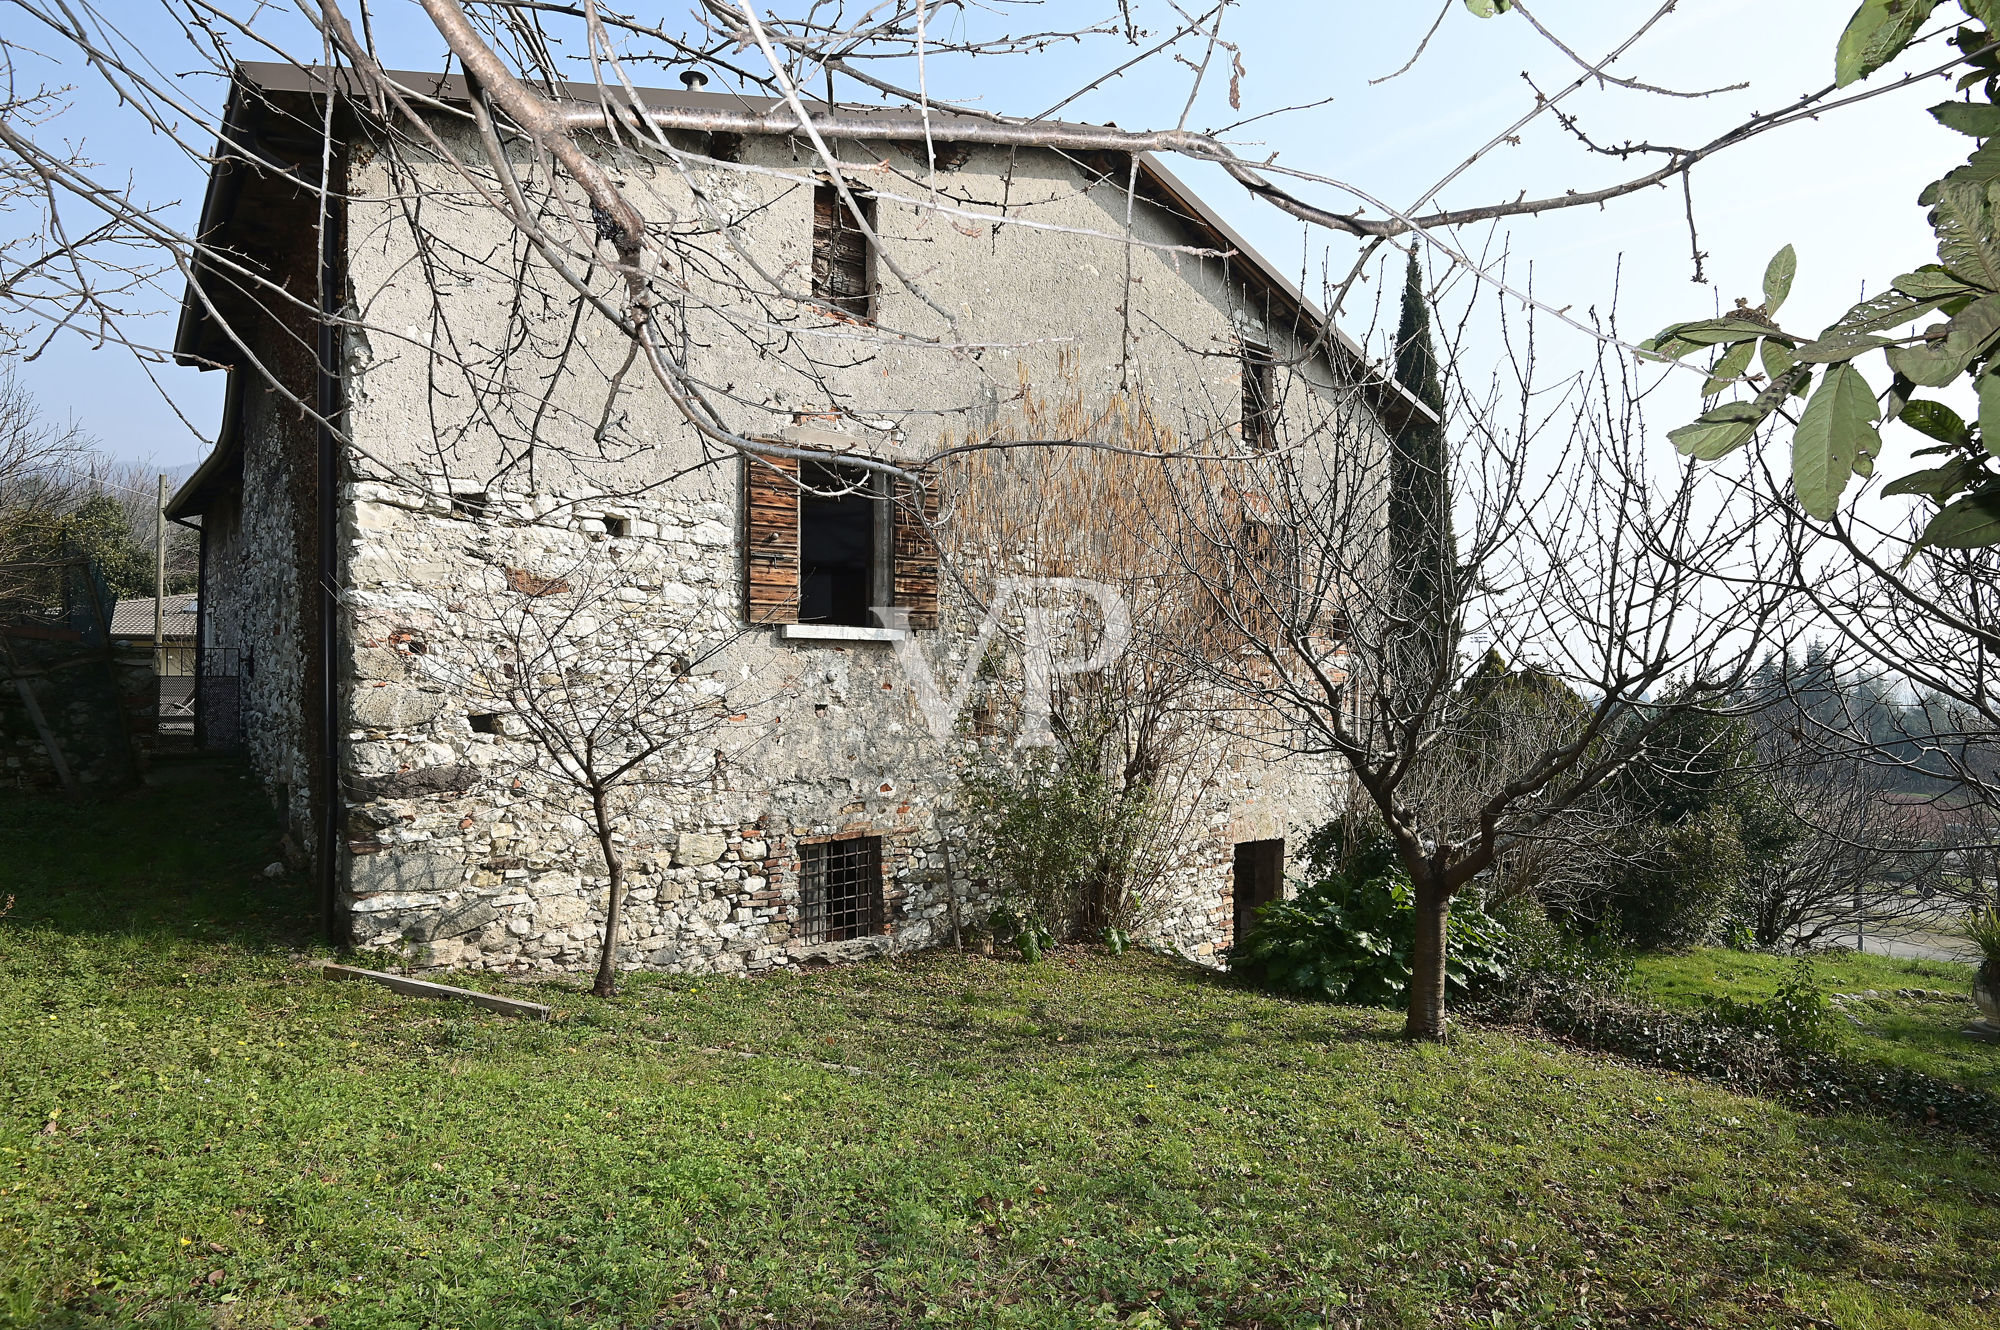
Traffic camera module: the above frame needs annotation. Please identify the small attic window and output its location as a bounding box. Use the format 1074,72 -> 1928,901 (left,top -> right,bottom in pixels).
468,712 -> 504,735
1241,341 -> 1277,451
451,491 -> 491,521
603,515 -> 631,538
812,184 -> 873,319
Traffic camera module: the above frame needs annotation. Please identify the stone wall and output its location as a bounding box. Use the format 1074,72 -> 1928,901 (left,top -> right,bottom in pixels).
199,450 -> 316,844
198,113 -> 1380,974
194,184 -> 325,850
330,465 -> 1339,977
0,636 -> 152,790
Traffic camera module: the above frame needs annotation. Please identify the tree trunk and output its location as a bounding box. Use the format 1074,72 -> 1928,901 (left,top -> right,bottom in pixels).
943,828 -> 962,951
1404,873 -> 1450,1041
589,786 -> 626,999
1755,892 -> 1781,951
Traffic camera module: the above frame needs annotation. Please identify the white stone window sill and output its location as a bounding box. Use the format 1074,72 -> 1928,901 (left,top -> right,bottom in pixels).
778,623 -> 907,643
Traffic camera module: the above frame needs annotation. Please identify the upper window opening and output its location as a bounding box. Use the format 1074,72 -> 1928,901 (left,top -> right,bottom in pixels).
602,515 -> 630,538
451,491 -> 491,521
798,460 -> 875,627
812,184 -> 873,320
1241,342 -> 1277,451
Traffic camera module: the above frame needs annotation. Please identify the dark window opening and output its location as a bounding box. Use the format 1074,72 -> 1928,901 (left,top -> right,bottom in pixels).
812,184 -> 873,319
602,515 -> 630,538
468,712 -> 503,735
708,131 -> 744,163
799,835 -> 882,943
1232,838 -> 1285,946
451,491 -> 491,521
1241,342 -> 1277,451
799,460 -> 876,627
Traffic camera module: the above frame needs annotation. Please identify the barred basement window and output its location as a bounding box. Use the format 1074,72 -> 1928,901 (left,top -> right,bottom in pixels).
1241,341 -> 1276,451
798,835 -> 882,943
812,184 -> 873,319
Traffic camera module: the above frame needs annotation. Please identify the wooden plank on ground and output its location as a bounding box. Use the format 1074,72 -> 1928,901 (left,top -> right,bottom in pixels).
321,964 -> 551,1020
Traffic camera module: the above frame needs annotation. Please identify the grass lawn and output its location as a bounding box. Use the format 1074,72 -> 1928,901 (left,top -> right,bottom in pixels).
4,769 -> 2000,1329
1630,950 -> 2000,1096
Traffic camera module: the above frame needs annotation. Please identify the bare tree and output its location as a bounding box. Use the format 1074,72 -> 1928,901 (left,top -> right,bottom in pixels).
933,362 -> 1263,939
1734,744 -> 1947,952
1761,488 -> 2000,933
1166,297 -> 1789,1039
386,537 -> 744,997
0,366 -> 88,557
0,0 -> 1979,490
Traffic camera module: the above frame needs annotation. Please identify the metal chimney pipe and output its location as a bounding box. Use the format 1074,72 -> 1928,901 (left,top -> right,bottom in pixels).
679,69 -> 709,91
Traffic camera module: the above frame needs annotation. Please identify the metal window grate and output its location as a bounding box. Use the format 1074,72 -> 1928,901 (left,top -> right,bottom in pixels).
798,835 -> 882,943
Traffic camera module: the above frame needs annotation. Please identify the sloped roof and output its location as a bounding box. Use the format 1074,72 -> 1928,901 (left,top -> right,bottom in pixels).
109,594 -> 199,640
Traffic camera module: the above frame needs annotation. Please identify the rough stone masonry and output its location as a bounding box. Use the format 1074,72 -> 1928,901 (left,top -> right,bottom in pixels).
168,67 -> 1394,979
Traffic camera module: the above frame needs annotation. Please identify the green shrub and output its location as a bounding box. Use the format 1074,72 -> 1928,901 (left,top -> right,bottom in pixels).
1709,956 -> 1836,1054
1228,818 -> 1508,1006
1472,958 -> 1998,1142
1962,905 -> 2000,971
986,905 -> 1055,962
959,746 -> 1158,941
1559,704 -> 1761,951
1492,896 -> 1634,992
1606,811 -> 1746,950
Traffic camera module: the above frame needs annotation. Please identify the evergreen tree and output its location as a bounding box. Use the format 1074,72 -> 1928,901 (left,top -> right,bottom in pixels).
22,493 -> 154,600
1388,251 -> 1455,678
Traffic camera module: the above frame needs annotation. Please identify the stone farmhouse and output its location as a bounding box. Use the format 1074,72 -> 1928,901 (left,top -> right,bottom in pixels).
166,63 -> 1420,978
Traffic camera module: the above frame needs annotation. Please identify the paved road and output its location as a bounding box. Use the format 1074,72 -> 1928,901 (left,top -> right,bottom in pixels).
1837,913 -> 1978,965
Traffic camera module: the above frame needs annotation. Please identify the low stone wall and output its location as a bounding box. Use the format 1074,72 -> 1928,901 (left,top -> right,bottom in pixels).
0,635 -> 151,790
348,813 -> 1006,976
343,750 -> 1308,979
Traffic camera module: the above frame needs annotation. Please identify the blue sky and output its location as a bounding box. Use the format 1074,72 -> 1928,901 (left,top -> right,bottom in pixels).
1,1 -> 1973,474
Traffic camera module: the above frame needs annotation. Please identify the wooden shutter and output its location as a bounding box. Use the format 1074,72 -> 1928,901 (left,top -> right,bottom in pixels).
744,454 -> 800,624
892,474 -> 940,629
812,185 -> 872,319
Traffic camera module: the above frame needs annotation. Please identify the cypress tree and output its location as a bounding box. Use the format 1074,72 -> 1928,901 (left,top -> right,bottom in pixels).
1388,251 -> 1454,672
1389,249 -> 1452,613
